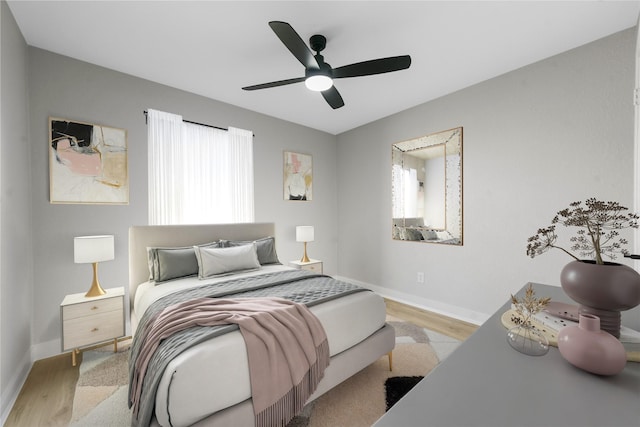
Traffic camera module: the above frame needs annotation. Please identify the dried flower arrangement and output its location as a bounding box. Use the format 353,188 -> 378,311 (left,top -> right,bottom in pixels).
510,283 -> 551,326
526,198 -> 638,265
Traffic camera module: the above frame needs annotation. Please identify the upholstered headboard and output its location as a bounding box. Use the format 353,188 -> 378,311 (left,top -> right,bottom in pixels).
392,217 -> 425,227
128,223 -> 275,307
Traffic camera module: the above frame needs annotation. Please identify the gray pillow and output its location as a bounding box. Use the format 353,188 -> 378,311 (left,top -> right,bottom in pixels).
422,229 -> 438,240
147,241 -> 221,283
221,236 -> 280,265
155,247 -> 199,282
403,228 -> 424,241
193,244 -> 260,278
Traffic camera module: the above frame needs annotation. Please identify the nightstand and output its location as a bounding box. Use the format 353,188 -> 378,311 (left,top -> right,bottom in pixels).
290,259 -> 323,274
60,286 -> 125,366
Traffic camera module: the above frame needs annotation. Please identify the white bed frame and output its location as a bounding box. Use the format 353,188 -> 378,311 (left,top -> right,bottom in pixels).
129,223 -> 395,427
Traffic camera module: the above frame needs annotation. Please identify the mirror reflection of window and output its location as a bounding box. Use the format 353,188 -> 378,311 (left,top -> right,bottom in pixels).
391,127 -> 463,245
422,144 -> 445,229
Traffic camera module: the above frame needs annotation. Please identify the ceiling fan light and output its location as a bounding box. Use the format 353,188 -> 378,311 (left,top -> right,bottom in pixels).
305,75 -> 333,92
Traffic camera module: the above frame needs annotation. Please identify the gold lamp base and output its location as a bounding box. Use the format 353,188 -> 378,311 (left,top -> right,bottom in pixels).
300,242 -> 310,263
85,262 -> 107,297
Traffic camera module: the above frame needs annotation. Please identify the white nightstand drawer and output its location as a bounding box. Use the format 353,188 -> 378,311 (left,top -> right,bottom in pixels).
63,310 -> 124,351
301,262 -> 322,273
62,296 -> 122,320
290,259 -> 323,274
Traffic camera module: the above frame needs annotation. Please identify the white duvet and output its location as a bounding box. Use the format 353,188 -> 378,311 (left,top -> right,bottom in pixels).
133,265 -> 387,427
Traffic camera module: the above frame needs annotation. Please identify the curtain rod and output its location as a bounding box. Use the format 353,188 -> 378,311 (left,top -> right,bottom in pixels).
143,110 -> 254,136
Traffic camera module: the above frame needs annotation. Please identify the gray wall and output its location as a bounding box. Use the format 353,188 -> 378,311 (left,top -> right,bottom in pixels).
27,49 -> 338,359
0,0 -> 33,418
336,28 -> 637,324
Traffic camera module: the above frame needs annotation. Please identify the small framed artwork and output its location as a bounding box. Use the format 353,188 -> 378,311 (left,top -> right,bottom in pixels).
49,117 -> 128,204
284,151 -> 312,201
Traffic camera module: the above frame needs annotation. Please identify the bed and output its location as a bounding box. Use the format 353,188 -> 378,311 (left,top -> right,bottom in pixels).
392,218 -> 461,244
128,223 -> 395,427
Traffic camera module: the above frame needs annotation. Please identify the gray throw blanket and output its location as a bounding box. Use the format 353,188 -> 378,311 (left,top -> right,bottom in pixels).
128,269 -> 368,427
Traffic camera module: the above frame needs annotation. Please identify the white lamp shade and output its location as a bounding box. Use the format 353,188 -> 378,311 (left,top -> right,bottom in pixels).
296,226 -> 314,242
74,235 -> 115,264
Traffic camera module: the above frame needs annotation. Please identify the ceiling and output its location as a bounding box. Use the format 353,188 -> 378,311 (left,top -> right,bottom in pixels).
7,1 -> 640,135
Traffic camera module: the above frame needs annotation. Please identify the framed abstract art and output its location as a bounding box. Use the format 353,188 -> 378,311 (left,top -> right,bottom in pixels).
49,117 -> 129,204
283,151 -> 312,201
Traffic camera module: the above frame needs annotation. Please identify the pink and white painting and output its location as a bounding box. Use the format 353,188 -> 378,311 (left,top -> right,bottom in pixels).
49,117 -> 128,204
283,151 -> 312,201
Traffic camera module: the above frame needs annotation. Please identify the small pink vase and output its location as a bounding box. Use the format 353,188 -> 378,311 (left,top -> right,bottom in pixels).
557,314 -> 626,376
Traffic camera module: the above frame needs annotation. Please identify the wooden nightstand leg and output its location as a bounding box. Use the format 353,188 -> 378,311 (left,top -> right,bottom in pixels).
114,338 -> 118,353
71,348 -> 80,367
388,351 -> 393,371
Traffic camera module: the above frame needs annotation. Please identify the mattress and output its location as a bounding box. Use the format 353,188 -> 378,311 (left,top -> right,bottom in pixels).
133,265 -> 387,427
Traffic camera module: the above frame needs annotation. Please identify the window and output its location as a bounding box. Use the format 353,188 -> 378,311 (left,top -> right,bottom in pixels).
392,164 -> 420,218
147,109 -> 254,225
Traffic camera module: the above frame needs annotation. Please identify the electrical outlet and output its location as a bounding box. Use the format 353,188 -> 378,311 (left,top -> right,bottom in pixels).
417,272 -> 425,283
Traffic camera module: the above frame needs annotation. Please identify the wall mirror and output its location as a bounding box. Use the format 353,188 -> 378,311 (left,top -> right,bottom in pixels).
392,127 -> 463,245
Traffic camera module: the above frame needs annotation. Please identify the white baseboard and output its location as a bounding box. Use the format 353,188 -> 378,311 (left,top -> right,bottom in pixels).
32,338 -> 62,362
31,338 -> 61,362
335,275 -> 490,326
0,349 -> 32,425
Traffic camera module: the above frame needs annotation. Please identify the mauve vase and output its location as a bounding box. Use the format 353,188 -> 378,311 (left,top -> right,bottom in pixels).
557,314 -> 626,376
560,260 -> 640,338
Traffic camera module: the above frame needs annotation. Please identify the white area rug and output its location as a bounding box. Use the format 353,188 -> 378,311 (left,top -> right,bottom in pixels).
70,341 -> 131,426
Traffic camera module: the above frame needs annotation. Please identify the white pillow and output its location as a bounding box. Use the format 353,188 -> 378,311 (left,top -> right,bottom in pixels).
193,243 -> 260,279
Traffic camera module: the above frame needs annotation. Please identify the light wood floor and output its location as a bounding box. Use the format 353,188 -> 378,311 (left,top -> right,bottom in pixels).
4,351 -> 79,427
384,298 -> 477,342
5,300 -> 477,427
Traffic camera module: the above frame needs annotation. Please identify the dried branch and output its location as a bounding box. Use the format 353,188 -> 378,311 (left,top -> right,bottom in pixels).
526,198 -> 638,265
510,284 -> 551,326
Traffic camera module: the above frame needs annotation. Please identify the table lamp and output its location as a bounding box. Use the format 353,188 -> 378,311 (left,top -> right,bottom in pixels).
74,235 -> 114,297
296,226 -> 314,263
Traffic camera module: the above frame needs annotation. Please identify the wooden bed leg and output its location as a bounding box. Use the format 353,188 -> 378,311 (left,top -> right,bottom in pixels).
388,351 -> 393,371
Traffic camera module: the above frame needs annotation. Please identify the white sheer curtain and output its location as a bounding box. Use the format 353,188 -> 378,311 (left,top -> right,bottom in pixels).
404,168 -> 418,218
148,109 -> 183,225
392,164 -> 419,218
147,109 -> 254,225
228,127 -> 254,222
392,164 -> 404,218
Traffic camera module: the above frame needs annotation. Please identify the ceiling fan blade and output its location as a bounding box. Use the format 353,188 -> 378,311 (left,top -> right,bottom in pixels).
242,77 -> 306,91
321,86 -> 345,109
333,55 -> 411,79
269,21 -> 319,70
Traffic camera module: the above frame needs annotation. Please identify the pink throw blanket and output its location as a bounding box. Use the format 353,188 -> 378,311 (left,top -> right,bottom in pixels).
130,297 -> 329,427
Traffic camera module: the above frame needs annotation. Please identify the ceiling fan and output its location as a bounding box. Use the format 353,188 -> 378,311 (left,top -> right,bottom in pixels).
242,21 -> 412,109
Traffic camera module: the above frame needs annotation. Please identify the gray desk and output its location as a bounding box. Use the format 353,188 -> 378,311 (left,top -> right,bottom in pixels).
374,284 -> 640,427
